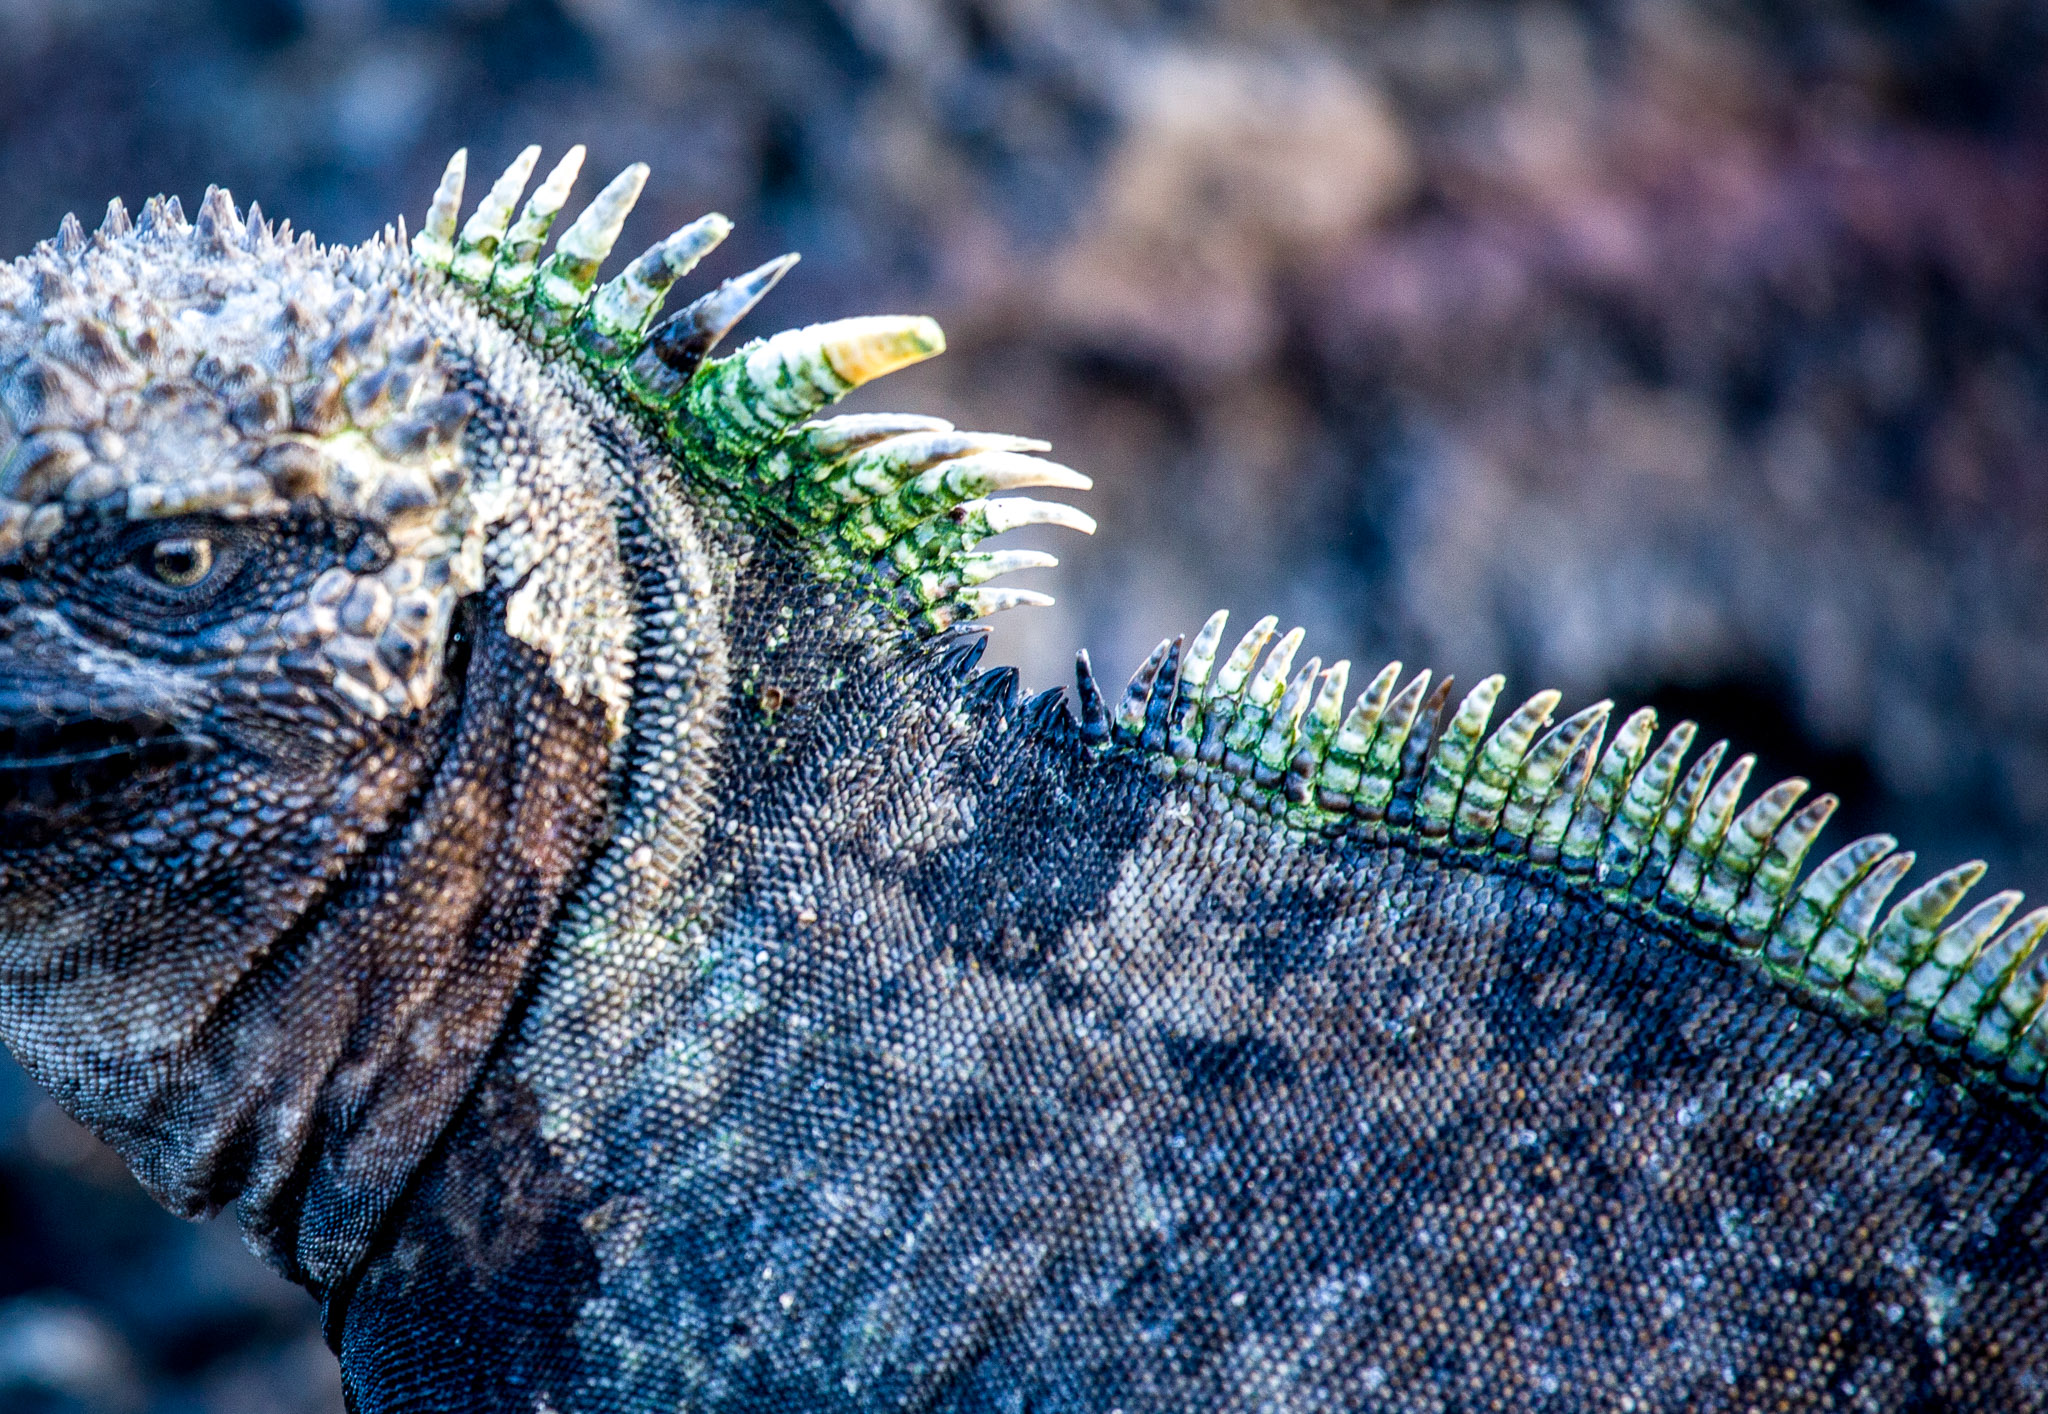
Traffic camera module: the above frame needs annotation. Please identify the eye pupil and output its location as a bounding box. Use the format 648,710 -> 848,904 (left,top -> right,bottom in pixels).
149,537 -> 214,588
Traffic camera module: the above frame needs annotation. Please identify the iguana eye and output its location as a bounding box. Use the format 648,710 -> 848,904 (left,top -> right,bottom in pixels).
76,518 -> 317,632
145,536 -> 214,588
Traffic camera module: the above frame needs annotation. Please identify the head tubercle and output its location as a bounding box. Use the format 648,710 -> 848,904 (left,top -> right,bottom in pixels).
0,187 -> 507,728
0,187 -> 476,568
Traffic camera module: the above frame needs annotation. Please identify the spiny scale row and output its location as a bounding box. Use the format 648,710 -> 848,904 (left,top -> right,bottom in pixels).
50,183 -> 307,261
1073,612 -> 2048,1099
414,147 -> 1091,629
413,147 -> 939,455
760,413 -> 1096,630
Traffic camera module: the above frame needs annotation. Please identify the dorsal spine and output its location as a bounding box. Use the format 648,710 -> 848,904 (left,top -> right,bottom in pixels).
408,144 -> 1094,637
1089,611 -> 2048,1114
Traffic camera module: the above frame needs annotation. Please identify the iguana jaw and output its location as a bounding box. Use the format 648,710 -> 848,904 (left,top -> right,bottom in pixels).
0,714 -> 212,819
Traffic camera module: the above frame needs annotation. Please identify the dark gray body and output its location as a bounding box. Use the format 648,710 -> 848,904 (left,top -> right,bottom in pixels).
337,511 -> 2048,1412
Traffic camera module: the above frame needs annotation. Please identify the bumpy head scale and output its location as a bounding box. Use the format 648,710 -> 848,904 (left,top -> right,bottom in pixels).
0,189 -> 484,721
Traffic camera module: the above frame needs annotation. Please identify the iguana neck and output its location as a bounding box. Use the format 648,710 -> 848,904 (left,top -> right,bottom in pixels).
0,582 -> 616,1293
325,502 -> 1153,1396
508,464 -> 979,1158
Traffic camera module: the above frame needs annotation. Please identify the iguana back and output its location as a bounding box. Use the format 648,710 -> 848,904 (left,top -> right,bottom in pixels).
0,145 -> 2042,1412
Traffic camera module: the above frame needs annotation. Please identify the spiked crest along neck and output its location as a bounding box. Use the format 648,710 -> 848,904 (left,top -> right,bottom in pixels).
409,145 -> 1095,637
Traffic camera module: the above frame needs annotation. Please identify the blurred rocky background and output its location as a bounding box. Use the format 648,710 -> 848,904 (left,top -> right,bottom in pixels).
0,0 -> 2044,1407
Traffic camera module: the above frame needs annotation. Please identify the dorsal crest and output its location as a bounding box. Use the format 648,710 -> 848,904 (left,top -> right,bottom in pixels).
1055,610 -> 2048,1116
411,145 -> 1093,635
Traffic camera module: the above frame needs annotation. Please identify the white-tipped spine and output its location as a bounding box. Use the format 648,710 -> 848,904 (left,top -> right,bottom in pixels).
415,148 -> 469,269
491,145 -> 586,297
975,497 -> 1098,538
588,212 -> 732,343
534,163 -> 650,314
452,145 -> 541,285
688,316 -> 947,451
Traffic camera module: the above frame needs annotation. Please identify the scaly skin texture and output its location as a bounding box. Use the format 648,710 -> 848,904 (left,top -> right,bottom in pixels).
0,149 -> 2045,1412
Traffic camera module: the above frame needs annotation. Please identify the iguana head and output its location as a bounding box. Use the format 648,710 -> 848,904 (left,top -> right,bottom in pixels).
0,182 -> 509,943
0,145 -> 1093,1271
0,177 -> 600,1249
0,191 -> 481,808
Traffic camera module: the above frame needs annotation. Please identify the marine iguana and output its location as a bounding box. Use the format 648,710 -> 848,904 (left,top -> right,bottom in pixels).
0,142 -> 2044,1412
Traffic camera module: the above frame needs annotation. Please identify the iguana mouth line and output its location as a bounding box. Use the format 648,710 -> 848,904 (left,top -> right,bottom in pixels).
0,738 -> 204,770
0,719 -> 215,810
